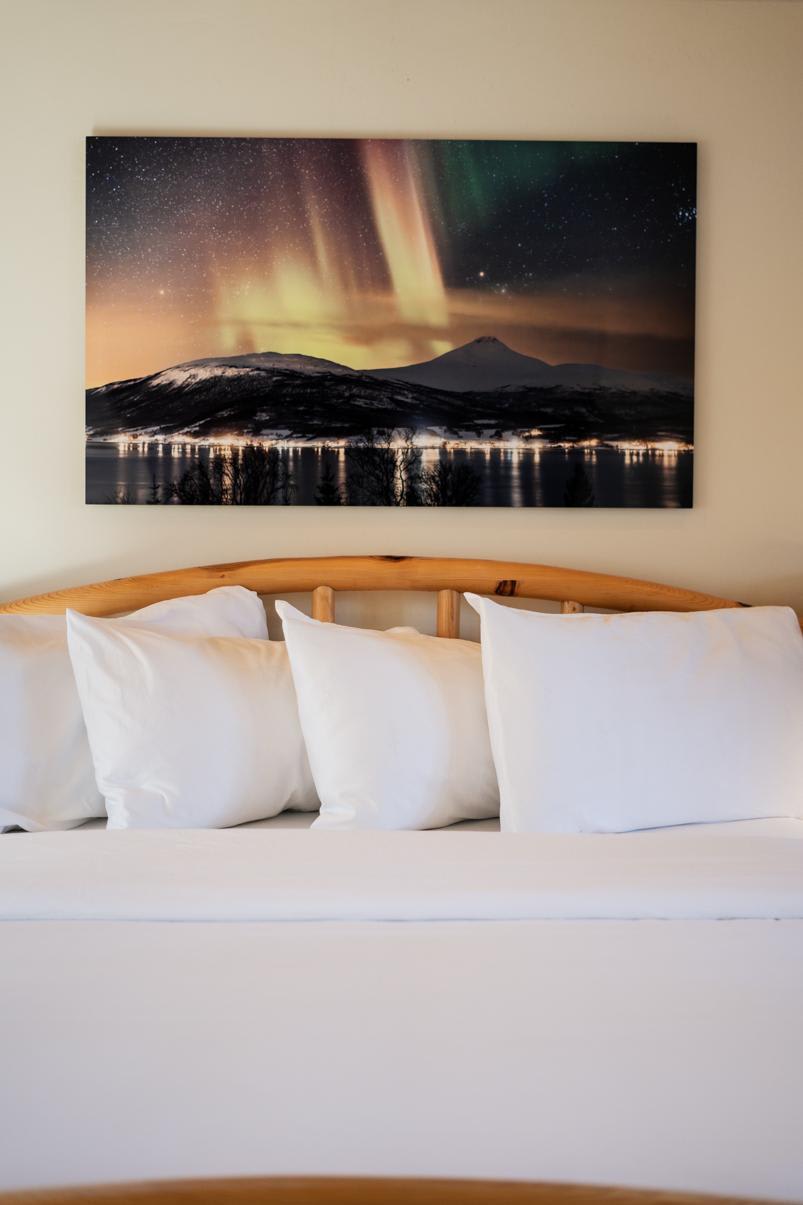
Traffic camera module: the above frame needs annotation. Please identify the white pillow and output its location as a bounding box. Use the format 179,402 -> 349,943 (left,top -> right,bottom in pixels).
0,587 -> 268,832
66,612 -> 317,829
276,601 -> 499,830
466,595 -> 803,833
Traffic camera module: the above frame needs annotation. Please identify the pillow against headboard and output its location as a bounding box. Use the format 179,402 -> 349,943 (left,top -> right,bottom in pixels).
0,587 -> 269,832
66,612 -> 317,829
466,595 -> 803,833
276,600 -> 499,830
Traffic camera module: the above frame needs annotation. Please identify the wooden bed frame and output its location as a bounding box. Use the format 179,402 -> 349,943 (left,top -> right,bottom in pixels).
1,558 -> 795,1205
0,554 -> 773,637
0,1177 -> 783,1205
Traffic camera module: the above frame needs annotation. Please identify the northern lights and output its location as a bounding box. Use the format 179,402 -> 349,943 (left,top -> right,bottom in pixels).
86,137 -> 696,389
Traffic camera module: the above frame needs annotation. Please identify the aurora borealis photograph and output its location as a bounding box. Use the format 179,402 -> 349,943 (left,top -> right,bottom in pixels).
86,136 -> 696,507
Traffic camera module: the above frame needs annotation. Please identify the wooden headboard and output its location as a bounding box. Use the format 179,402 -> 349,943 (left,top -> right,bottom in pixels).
0,555 -> 761,639
0,1173 -> 781,1205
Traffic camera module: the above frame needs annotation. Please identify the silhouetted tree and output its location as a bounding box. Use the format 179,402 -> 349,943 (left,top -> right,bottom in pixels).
315,461 -> 343,505
168,458 -> 219,504
346,429 -> 421,506
563,461 -> 595,507
168,444 -> 293,505
420,459 -> 482,506
146,475 -> 163,504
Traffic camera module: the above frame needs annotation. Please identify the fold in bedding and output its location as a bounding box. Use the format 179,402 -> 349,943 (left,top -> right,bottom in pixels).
3,828 -> 803,921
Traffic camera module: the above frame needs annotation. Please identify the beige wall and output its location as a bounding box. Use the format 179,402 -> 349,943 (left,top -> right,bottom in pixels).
1,0 -> 801,612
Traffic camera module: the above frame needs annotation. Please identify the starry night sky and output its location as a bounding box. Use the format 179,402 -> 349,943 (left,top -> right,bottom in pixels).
86,137 -> 696,388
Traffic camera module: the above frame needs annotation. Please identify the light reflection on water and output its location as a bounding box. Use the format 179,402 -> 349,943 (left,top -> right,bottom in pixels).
85,440 -> 693,508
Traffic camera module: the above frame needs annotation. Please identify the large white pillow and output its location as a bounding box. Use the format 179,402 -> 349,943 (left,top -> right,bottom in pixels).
466,595 -> 803,833
276,601 -> 499,830
66,612 -> 317,829
0,587 -> 268,832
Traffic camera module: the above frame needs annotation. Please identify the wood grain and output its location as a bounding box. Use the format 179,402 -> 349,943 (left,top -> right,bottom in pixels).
436,588 -> 461,638
0,1178 -> 784,1205
0,555 -> 761,620
311,585 -> 335,623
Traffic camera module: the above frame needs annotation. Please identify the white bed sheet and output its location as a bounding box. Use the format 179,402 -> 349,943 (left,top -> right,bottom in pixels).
2,823 -> 803,1199
3,826 -> 803,921
68,812 -> 803,835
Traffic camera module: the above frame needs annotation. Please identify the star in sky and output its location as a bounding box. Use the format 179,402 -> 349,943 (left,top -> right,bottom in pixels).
86,137 -> 696,387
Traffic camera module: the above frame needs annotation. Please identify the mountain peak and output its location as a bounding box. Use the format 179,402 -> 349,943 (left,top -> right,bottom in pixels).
367,336 -> 551,392
366,336 -> 688,395
448,335 -> 541,364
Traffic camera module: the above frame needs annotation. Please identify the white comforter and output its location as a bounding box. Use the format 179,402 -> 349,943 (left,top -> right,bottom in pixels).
2,822 -> 803,1199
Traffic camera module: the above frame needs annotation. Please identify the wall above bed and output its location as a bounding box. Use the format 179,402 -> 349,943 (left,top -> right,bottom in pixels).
1,0 -> 801,612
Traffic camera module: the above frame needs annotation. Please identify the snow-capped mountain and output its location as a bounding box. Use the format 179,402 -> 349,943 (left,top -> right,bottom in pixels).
162,350 -> 357,379
368,336 -> 690,395
86,355 -> 472,442
86,337 -> 693,445
90,351 -> 359,397
148,351 -> 359,390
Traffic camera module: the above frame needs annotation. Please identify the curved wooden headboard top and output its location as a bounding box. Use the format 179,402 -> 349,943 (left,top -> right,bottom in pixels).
0,555 -> 763,639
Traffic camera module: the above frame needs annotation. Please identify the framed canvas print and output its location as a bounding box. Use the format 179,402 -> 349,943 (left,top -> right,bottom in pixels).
86,137 -> 696,507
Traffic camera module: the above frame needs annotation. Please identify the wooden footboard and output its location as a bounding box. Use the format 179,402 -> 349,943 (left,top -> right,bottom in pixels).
0,1179 -> 786,1205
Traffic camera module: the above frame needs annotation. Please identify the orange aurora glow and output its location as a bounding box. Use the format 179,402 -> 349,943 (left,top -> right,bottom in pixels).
86,137 -> 696,388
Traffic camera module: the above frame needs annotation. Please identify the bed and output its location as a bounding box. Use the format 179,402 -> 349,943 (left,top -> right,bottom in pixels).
1,557 -> 802,1202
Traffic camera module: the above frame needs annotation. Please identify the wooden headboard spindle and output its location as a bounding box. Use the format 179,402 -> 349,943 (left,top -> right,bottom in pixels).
436,589 -> 460,638
311,585 -> 335,623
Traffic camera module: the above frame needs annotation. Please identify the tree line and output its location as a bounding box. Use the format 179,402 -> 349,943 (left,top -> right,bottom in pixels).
107,430 -> 595,506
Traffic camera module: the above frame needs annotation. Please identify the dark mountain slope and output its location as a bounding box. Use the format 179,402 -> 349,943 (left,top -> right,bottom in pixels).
86,346 -> 693,444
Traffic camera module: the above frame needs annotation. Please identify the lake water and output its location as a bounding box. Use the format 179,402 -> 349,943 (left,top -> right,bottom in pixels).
85,440 -> 693,508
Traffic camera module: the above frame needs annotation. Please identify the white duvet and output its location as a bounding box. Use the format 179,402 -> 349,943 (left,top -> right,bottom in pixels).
2,821 -> 803,1199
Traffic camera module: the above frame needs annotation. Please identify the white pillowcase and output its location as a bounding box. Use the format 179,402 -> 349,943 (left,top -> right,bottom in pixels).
276,601 -> 499,830
466,594 -> 803,833
66,612 -> 317,829
0,587 -> 268,832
